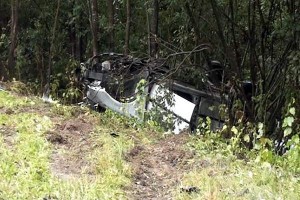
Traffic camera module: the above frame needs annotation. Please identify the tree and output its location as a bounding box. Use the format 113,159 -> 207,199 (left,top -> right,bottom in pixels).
107,0 -> 115,52
0,0 -> 299,143
124,0 -> 131,55
43,0 -> 61,100
89,0 -> 100,56
7,0 -> 19,80
69,0 -> 80,60
184,1 -> 210,66
149,0 -> 159,58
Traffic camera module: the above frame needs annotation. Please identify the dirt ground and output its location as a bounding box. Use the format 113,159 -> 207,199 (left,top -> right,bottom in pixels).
125,133 -> 195,200
46,112 -> 195,199
46,115 -> 98,179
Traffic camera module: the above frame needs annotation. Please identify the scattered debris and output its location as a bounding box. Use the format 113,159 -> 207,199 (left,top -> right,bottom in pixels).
4,108 -> 14,115
110,132 -> 119,137
180,186 -> 200,194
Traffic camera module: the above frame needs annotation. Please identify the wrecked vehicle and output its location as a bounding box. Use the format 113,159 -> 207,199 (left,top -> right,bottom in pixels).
79,53 -> 224,134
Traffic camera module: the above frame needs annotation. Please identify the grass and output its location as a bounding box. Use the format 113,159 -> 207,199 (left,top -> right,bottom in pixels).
0,90 -> 143,199
0,112 -> 53,199
175,135 -> 300,200
0,90 -> 33,109
2,89 -> 299,199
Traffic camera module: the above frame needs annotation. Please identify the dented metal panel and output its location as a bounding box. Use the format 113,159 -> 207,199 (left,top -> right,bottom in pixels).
79,53 -> 225,133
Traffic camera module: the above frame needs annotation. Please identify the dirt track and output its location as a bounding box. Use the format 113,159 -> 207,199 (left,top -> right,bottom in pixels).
45,113 -> 194,199
47,115 -> 97,179
125,133 -> 194,199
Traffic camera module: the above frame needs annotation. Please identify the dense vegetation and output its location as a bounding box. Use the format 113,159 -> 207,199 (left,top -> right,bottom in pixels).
0,0 -> 299,170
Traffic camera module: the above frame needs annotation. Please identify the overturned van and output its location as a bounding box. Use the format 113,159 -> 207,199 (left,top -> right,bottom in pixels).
79,53 -> 224,134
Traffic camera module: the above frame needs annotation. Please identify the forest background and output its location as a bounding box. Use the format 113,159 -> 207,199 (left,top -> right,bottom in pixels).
0,0 -> 299,149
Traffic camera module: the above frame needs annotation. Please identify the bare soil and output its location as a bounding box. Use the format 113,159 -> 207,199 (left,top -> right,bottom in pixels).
125,133 -> 195,200
46,115 -> 98,179
0,123 -> 16,148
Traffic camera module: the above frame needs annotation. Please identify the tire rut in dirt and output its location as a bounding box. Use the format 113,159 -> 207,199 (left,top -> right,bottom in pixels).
125,133 -> 194,200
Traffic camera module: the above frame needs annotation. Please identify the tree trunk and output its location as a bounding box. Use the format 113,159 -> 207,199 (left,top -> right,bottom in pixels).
43,0 -> 61,99
107,0 -> 115,52
248,0 -> 257,121
125,0 -> 131,55
184,1 -> 208,66
70,23 -> 76,58
76,34 -> 83,61
7,0 -> 19,80
0,61 -> 8,81
90,0 -> 100,56
210,0 -> 240,77
149,0 -> 159,58
75,2 -> 84,61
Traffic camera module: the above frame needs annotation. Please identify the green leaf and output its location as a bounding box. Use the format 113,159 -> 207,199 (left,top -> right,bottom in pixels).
286,116 -> 294,126
258,122 -> 264,129
258,122 -> 264,135
283,116 -> 294,127
291,135 -> 299,144
254,143 -> 261,150
284,127 -> 292,137
289,107 -> 296,116
243,134 -> 250,142
231,126 -> 238,135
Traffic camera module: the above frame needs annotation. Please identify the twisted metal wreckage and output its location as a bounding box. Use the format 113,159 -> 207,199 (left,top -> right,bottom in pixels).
79,52 -> 225,134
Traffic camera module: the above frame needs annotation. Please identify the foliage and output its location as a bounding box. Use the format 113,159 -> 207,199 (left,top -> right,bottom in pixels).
176,151 -> 300,199
279,98 -> 300,173
177,123 -> 300,199
145,84 -> 178,132
0,0 -> 299,184
193,105 -> 300,172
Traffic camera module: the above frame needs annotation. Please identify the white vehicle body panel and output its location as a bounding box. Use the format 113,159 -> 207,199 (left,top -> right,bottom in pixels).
87,86 -> 144,118
148,84 -> 195,134
87,83 -> 195,134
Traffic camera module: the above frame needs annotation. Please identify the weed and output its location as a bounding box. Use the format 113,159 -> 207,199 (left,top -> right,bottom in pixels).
177,133 -> 300,200
0,90 -> 140,199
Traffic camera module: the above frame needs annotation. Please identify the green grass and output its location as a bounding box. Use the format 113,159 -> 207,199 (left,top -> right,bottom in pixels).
0,91 -> 138,199
0,113 -> 53,199
175,135 -> 300,200
0,91 -> 32,108
3,90 -> 298,200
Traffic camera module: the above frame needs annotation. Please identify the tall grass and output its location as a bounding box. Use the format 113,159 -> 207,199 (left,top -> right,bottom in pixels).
0,91 -> 135,199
